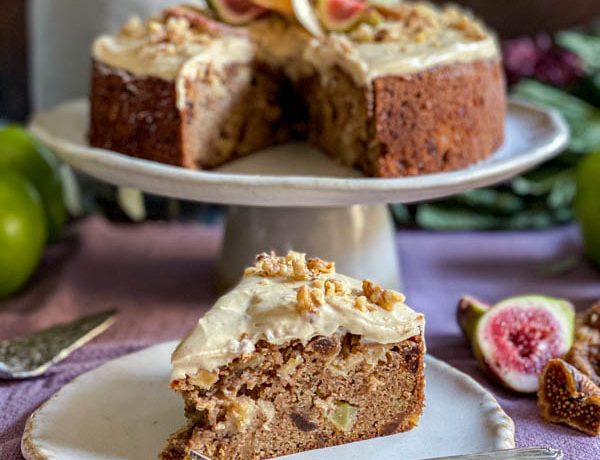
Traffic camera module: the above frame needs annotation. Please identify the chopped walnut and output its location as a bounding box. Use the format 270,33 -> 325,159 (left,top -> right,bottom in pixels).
307,257 -> 335,275
146,20 -> 167,44
121,16 -> 145,38
165,16 -> 191,45
296,285 -> 324,314
354,295 -> 370,312
245,251 -> 335,281
362,280 -> 405,311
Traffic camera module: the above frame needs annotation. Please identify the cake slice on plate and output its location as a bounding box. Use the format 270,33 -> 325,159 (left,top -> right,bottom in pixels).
162,251 -> 425,459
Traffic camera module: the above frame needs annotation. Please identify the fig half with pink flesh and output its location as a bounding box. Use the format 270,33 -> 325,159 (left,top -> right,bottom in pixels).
457,295 -> 490,341
317,0 -> 367,32
208,0 -> 268,25
473,295 -> 575,393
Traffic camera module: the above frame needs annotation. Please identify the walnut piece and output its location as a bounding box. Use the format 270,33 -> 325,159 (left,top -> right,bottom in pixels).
296,285 -> 324,314
362,280 -> 405,310
538,359 -> 600,436
245,251 -> 335,281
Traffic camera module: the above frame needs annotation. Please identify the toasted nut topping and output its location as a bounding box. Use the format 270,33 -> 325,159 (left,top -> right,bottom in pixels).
354,295 -> 369,312
362,280 -> 405,310
296,285 -> 324,314
245,251 -> 335,281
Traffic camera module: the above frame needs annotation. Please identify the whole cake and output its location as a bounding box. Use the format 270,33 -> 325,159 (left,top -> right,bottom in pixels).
90,1 -> 505,177
162,251 -> 426,459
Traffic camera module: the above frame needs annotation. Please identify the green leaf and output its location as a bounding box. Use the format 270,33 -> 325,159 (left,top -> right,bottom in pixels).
512,80 -> 600,153
556,31 -> 600,72
415,204 -> 501,231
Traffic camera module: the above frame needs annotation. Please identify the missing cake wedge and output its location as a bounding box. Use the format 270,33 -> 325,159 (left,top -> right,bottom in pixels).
162,251 -> 425,460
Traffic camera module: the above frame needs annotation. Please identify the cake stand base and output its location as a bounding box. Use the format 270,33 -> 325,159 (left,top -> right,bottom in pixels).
217,204 -> 401,292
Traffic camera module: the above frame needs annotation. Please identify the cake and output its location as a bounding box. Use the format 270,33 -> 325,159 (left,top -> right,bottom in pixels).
89,1 -> 505,177
162,251 -> 426,459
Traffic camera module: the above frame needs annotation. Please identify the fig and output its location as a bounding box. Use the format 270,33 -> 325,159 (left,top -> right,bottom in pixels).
456,295 -> 490,341
317,0 -> 367,32
538,359 -> 600,436
473,295 -> 575,393
207,0 -> 267,25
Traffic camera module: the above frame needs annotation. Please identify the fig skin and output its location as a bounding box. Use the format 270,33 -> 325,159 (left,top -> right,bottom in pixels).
456,295 -> 490,341
207,0 -> 268,25
472,295 -> 575,394
317,0 -> 367,32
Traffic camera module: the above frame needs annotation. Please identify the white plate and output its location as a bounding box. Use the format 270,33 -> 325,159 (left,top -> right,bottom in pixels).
29,98 -> 568,207
22,342 -> 514,460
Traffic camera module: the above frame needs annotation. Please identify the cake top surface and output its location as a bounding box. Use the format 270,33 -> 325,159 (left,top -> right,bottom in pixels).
92,2 -> 498,84
93,7 -> 254,81
171,251 -> 424,380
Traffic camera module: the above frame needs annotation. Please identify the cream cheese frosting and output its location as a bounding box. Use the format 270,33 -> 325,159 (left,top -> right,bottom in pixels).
92,3 -> 499,90
171,252 -> 425,381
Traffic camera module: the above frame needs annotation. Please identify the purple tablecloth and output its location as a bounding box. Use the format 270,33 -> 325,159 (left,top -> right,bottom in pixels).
1,216 -> 599,459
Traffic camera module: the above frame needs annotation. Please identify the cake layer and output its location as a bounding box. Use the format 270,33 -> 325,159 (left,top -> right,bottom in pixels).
163,334 -> 425,460
89,60 -> 292,168
171,252 -> 424,380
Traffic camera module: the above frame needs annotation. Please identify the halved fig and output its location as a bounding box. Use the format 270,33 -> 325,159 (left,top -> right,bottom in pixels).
473,295 -> 575,393
207,0 -> 268,25
456,295 -> 490,341
538,359 -> 600,436
317,0 -> 367,32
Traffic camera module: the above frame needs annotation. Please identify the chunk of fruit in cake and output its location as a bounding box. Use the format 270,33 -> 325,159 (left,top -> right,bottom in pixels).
162,251 -> 425,460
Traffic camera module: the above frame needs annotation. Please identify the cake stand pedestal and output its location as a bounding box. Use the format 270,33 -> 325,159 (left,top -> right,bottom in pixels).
218,205 -> 400,290
30,99 -> 569,291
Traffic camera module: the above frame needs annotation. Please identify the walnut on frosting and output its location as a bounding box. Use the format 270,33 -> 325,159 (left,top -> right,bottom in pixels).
245,251 -> 336,281
296,285 -> 325,314
362,280 -> 405,311
350,3 -> 488,44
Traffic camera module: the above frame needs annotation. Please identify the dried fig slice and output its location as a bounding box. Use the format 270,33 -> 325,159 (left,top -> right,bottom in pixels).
538,358 -> 600,436
565,300 -> 600,385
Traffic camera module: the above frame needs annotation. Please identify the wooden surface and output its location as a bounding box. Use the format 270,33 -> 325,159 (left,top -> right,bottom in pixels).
1,1 -> 600,121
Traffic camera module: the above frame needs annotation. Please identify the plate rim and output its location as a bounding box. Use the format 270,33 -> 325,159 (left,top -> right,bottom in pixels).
21,341 -> 515,460
29,98 -> 569,206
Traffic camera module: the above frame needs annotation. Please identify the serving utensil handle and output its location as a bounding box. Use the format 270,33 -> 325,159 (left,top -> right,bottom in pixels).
421,447 -> 562,460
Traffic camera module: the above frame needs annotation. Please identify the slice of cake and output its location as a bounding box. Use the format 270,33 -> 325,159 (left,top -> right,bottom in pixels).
162,251 -> 425,459
89,2 -> 505,177
89,7 -> 293,169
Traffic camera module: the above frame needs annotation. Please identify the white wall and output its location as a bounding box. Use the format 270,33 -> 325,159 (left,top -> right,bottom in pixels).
29,0 -> 203,111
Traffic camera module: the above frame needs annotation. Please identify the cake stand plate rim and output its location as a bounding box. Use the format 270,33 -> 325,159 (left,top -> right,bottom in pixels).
21,341 -> 515,460
29,98 -> 569,206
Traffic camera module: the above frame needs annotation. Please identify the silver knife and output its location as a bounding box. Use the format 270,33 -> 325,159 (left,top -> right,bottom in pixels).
0,309 -> 117,379
190,447 -> 562,460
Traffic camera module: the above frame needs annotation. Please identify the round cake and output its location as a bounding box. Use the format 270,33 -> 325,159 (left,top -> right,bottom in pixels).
89,1 -> 506,177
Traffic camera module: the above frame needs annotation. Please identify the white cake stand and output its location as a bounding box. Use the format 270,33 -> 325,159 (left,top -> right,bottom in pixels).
30,99 -> 568,290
